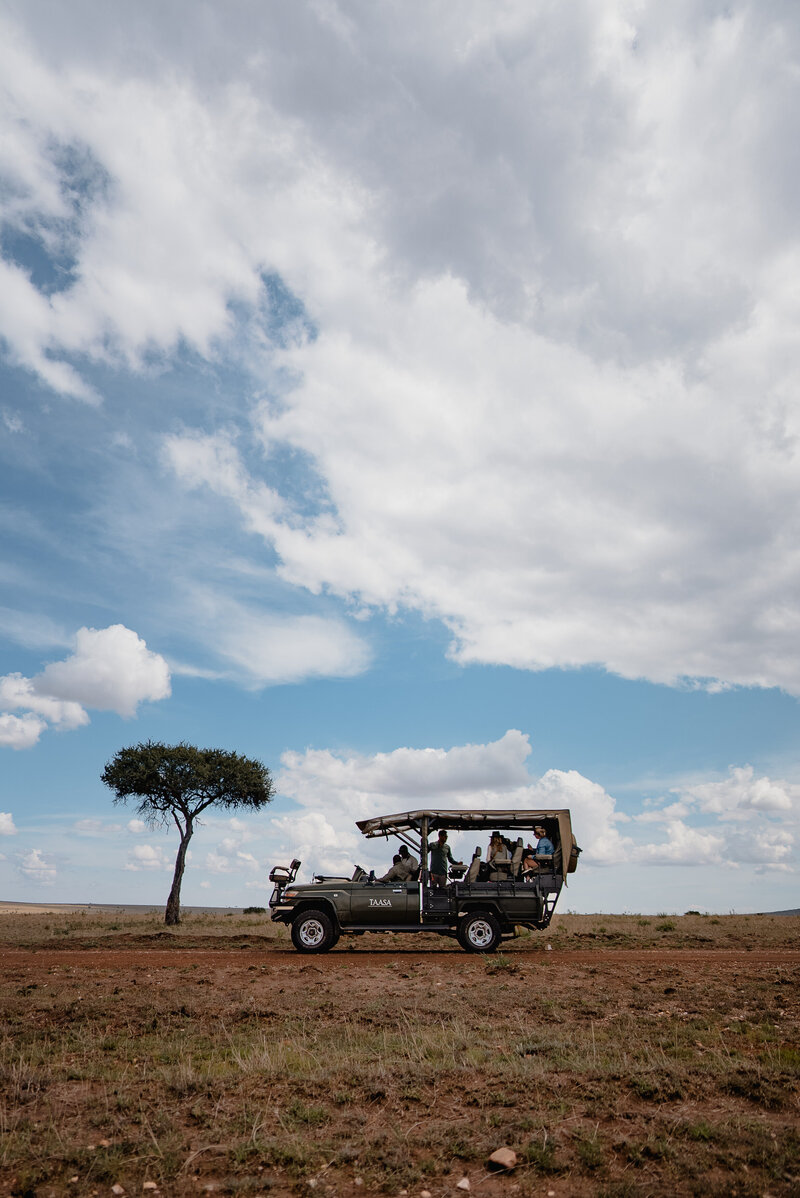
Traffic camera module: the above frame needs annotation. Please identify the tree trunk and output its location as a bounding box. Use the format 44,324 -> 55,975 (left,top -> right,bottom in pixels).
165,822 -> 192,926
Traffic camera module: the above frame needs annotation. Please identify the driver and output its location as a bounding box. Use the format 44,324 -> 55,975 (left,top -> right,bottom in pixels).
378,844 -> 419,882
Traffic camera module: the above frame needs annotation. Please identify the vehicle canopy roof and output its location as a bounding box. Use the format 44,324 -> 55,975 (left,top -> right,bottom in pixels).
356,808 -> 573,850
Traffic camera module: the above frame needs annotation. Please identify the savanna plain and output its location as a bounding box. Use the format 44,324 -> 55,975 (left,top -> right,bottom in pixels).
0,910 -> 798,1198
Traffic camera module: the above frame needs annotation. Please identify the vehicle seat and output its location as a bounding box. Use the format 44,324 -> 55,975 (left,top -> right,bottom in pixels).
510,837 -> 524,878
463,847 -> 481,884
534,854 -> 554,870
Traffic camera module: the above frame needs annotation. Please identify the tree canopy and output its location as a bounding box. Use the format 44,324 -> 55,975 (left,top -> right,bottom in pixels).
101,740 -> 273,924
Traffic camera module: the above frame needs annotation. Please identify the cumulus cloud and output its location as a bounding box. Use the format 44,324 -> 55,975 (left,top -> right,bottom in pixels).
0,712 -> 46,750
272,732 -> 799,878
0,624 -> 170,749
205,847 -> 260,875
630,765 -> 799,871
124,844 -> 171,872
632,821 -> 725,867
36,624 -> 171,717
0,812 -> 17,835
678,765 -> 799,816
274,730 -> 633,876
19,847 -> 56,883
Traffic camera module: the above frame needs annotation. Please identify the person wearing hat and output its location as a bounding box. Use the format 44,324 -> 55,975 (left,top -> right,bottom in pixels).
428,829 -> 463,890
487,830 -> 510,867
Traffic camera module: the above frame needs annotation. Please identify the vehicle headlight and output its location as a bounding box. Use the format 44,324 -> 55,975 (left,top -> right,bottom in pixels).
284,890 -> 297,898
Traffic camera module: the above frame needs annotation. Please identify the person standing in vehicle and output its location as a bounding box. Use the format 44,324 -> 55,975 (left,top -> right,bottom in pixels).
428,829 -> 462,890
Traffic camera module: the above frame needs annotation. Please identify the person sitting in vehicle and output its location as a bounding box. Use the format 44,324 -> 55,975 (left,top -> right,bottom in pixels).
428,829 -> 463,890
487,831 -> 510,866
378,844 -> 419,882
535,825 -> 554,856
523,826 -> 555,873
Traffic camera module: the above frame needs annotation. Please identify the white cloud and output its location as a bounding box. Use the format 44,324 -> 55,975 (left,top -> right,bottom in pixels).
278,729 -> 533,812
273,732 -> 799,878
162,585 -> 370,686
635,801 -> 692,824
269,811 -> 361,880
724,826 -> 794,867
124,843 -> 171,872
73,818 -> 123,836
205,848 -> 260,875
678,765 -> 799,816
19,847 -> 56,884
36,624 -> 171,717
2,7 -> 800,693
0,712 -> 46,749
275,730 -> 632,876
631,820 -> 725,867
0,624 -> 171,750
624,765 -> 800,870
127,818 -> 147,834
0,673 -> 88,730
0,812 -> 17,835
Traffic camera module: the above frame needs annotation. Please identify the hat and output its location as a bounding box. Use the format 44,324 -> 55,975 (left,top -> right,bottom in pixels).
491,830 -> 501,838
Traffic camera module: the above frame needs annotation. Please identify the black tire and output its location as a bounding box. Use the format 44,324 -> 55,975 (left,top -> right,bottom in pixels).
290,908 -> 338,953
457,910 -> 501,953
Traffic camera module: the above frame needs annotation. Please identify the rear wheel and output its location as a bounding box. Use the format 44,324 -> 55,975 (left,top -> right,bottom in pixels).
290,908 -> 338,953
458,910 -> 501,953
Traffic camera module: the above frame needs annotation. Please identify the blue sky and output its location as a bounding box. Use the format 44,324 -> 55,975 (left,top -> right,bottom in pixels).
1,1 -> 798,913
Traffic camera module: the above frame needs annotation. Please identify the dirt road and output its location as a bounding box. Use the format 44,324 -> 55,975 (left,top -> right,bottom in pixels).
3,946 -> 799,970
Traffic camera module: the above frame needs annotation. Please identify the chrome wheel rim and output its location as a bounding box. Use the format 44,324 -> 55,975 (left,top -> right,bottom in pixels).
467,919 -> 494,948
298,918 -> 325,947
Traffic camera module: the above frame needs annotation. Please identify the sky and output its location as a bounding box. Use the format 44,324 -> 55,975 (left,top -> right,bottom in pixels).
1,0 -> 798,914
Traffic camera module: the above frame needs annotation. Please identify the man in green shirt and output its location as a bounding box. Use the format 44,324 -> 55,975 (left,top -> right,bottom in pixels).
428,829 -> 463,890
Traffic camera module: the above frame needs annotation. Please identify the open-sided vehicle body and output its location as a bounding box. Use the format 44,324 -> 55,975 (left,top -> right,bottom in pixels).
269,808 -> 580,953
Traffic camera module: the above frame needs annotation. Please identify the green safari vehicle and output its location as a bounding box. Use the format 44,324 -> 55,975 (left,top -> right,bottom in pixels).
268,808 -> 580,953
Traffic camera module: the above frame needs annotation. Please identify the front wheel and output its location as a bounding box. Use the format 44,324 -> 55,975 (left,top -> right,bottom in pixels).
290,909 -> 338,953
458,910 -> 501,953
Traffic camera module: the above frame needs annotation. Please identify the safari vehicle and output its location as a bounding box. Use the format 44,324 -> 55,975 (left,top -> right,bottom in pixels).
268,808 -> 580,953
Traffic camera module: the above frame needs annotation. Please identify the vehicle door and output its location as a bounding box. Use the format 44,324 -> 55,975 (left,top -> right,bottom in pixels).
350,880 -> 416,925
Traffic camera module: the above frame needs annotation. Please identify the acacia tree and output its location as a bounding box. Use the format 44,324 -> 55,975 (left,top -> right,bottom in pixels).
101,740 -> 274,925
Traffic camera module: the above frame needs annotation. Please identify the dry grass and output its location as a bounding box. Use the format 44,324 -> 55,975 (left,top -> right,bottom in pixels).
1,907 -> 797,951
0,911 -> 798,1196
